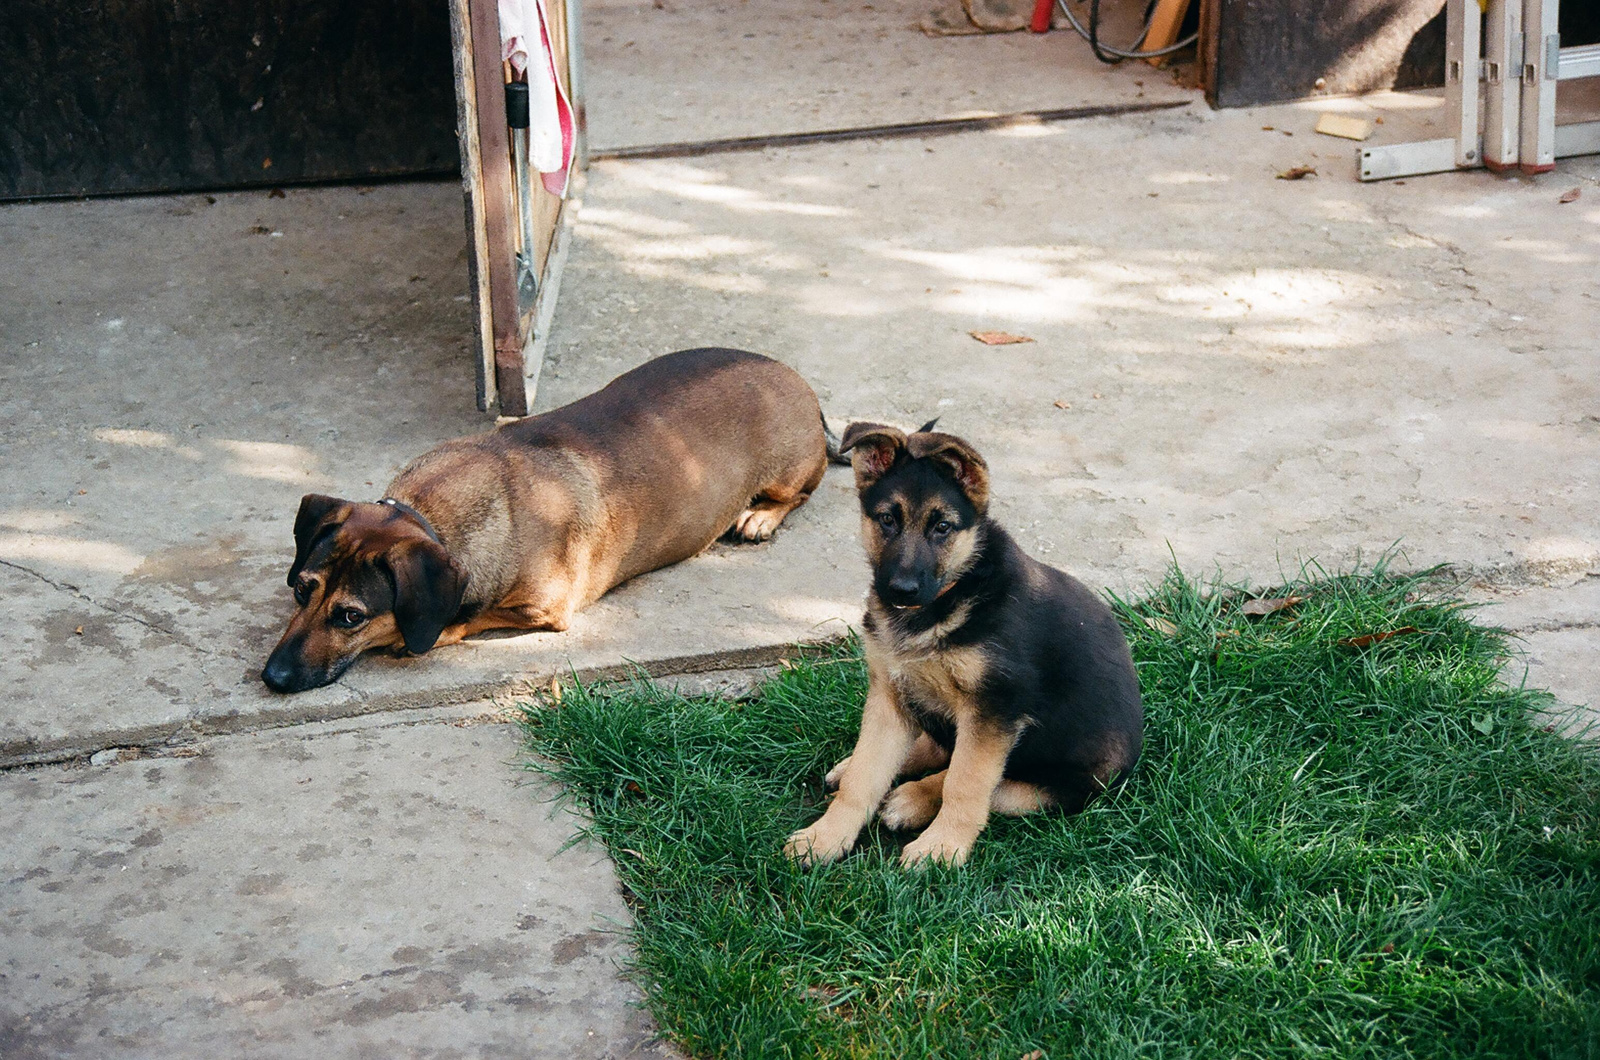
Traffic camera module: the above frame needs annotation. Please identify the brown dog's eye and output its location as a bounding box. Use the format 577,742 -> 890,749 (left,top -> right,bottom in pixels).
332,607 -> 367,630
293,582 -> 311,606
876,511 -> 897,533
931,519 -> 954,536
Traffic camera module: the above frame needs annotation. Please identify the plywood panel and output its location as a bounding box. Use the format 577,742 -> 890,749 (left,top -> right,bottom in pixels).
1207,0 -> 1445,109
0,0 -> 458,199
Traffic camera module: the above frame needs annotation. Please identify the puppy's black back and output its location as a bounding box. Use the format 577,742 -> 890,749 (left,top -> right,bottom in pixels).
899,523 -> 1143,813
976,528 -> 1142,810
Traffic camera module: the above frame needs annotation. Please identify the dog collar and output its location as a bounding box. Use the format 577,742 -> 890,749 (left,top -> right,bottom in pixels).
378,497 -> 442,545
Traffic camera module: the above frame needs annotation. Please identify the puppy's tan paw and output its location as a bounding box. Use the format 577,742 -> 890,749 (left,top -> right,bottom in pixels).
880,779 -> 941,832
899,826 -> 975,868
784,816 -> 858,866
823,755 -> 851,790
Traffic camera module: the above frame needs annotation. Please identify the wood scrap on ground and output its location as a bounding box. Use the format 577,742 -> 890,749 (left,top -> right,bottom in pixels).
970,330 -> 1034,345
1314,113 -> 1372,141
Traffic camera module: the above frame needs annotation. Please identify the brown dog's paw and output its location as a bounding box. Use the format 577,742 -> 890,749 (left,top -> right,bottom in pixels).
731,507 -> 779,542
823,755 -> 851,790
732,496 -> 806,542
880,775 -> 943,832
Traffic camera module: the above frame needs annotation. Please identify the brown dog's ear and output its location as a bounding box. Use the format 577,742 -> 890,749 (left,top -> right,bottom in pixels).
383,539 -> 468,655
838,422 -> 907,491
288,493 -> 349,587
907,431 -> 990,513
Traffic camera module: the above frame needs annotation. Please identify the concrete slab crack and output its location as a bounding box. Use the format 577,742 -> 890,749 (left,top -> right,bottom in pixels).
0,640 -> 823,771
1374,209 -> 1502,321
0,557 -> 248,662
1503,620 -> 1600,634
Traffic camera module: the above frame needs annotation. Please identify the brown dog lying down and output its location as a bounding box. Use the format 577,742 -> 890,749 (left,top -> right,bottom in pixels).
785,422 -> 1142,867
261,348 -> 828,693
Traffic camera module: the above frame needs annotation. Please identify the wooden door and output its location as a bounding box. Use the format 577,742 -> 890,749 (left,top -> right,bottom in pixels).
447,0 -> 585,415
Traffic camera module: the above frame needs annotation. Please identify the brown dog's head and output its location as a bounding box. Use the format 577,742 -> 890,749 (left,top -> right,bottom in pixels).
839,421 -> 990,610
261,494 -> 468,693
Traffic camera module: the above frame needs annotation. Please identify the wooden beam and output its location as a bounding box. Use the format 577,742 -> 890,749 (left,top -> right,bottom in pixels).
1198,0 -> 1222,108
1141,0 -> 1192,64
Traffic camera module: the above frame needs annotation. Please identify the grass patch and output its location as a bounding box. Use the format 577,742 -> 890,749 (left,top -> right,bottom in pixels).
519,566 -> 1600,1059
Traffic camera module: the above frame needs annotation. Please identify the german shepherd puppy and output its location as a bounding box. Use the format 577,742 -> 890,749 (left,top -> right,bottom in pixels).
785,422 -> 1142,867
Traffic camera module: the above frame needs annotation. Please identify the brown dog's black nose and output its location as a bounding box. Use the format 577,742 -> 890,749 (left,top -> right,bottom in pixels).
262,638 -> 341,693
261,654 -> 297,693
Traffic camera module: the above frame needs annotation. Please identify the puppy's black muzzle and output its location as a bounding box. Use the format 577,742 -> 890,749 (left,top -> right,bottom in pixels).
877,560 -> 941,610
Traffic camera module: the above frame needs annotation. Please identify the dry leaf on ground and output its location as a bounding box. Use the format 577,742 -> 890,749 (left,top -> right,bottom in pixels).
1338,626 -> 1419,648
970,330 -> 1034,345
1053,400 -> 1071,409
1277,166 -> 1317,180
1144,615 -> 1179,636
1559,187 -> 1582,203
1241,595 -> 1305,616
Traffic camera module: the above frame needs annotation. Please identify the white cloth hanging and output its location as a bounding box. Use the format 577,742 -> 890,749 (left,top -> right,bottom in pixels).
498,0 -> 575,196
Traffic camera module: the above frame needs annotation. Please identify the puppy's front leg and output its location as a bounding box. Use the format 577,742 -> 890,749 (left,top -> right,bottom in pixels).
824,730 -> 950,790
900,720 -> 1018,867
785,658 -> 916,866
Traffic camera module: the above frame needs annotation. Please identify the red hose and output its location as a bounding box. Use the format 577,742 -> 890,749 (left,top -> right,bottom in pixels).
1029,0 -> 1053,32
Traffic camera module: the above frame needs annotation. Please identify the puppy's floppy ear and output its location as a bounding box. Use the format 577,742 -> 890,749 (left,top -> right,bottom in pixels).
838,422 -> 907,491
907,432 -> 990,513
288,493 -> 349,587
383,539 -> 468,655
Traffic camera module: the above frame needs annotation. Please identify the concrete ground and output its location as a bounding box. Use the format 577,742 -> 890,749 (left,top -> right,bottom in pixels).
579,0 -> 1189,146
4,0 -> 1599,1054
0,707 -> 669,1060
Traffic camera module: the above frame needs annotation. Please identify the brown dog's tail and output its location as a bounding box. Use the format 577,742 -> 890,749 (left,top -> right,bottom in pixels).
822,414 -> 852,466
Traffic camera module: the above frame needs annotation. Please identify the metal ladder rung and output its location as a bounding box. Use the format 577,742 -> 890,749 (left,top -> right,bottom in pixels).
1555,120 -> 1600,155
1557,42 -> 1600,80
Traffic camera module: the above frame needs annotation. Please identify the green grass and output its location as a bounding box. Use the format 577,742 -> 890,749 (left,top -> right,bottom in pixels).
518,565 -> 1600,1060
